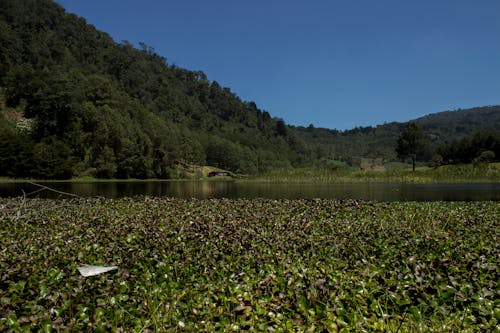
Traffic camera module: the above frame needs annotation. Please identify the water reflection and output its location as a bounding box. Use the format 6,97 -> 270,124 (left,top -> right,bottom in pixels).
0,181 -> 499,201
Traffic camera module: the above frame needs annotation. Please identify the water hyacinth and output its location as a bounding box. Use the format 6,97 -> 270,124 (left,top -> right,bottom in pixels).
0,197 -> 498,331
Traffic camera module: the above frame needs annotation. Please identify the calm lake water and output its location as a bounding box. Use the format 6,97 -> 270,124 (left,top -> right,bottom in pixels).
0,181 -> 499,201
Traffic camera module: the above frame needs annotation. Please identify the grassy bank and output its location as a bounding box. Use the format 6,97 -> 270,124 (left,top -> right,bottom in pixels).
2,163 -> 499,184
0,166 -> 235,184
249,163 -> 500,184
1,198 -> 498,331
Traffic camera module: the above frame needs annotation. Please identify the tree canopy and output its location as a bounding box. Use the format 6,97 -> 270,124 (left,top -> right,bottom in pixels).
395,122 -> 428,171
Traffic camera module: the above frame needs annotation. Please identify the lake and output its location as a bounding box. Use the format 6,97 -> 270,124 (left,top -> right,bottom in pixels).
0,181 -> 499,201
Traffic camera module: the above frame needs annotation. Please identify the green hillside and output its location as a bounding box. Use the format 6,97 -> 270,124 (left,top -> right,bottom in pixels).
0,0 -> 316,179
0,0 -> 499,179
293,106 -> 500,166
414,106 -> 500,142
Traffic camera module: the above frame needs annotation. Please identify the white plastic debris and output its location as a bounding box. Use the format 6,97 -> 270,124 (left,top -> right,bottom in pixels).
78,265 -> 118,277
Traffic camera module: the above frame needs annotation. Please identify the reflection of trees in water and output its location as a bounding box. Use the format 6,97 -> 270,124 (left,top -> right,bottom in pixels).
0,182 -> 499,201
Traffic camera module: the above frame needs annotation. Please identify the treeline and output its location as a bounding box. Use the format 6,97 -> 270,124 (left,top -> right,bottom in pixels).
435,131 -> 500,165
0,0 -> 317,179
394,121 -> 499,170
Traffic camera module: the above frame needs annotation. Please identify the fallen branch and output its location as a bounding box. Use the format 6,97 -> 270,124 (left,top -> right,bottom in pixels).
27,181 -> 81,198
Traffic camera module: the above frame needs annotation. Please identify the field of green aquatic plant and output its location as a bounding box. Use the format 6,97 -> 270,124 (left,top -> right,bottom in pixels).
0,198 -> 498,332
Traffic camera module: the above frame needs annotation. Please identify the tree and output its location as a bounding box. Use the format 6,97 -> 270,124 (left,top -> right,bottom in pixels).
275,119 -> 287,137
395,122 -> 427,171
474,150 -> 495,165
430,154 -> 443,168
31,137 -> 74,179
0,124 -> 35,177
94,145 -> 117,178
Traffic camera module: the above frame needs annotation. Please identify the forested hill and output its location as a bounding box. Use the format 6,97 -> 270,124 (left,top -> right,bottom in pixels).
293,106 -> 500,165
0,0 -> 317,179
0,0 -> 498,179
413,106 -> 500,138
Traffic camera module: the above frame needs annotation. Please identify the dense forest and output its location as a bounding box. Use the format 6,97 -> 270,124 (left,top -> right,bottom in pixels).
0,0 -> 499,179
0,0 -> 316,178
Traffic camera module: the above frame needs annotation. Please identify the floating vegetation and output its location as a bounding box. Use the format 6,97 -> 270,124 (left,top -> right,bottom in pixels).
0,197 -> 498,331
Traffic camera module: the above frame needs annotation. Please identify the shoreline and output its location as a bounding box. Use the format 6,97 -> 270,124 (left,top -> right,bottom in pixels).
1,163 -> 499,184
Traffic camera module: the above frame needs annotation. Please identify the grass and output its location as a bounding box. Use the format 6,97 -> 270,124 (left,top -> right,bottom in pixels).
248,163 -> 500,184
2,163 -> 499,184
0,197 -> 498,331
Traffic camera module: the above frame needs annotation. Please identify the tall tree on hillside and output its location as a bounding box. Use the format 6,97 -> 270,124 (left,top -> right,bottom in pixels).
275,119 -> 288,137
395,122 -> 427,171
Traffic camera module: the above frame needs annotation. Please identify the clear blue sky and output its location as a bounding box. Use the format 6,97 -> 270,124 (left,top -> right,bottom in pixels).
55,0 -> 500,130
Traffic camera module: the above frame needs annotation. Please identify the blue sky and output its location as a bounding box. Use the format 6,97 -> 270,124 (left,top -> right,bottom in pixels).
55,0 -> 500,130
